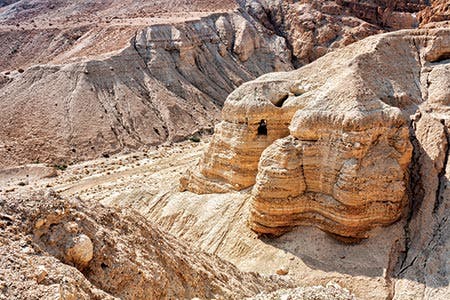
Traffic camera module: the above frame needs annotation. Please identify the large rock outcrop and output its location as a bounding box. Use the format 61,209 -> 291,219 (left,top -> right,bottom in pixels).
182,27 -> 450,240
0,191 -> 289,299
0,10 -> 292,168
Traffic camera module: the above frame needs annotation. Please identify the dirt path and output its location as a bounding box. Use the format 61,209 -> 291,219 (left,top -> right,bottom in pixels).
0,140 -> 206,201
0,11 -> 229,31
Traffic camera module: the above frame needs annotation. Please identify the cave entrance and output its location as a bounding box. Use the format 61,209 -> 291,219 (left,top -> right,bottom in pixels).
257,119 -> 267,136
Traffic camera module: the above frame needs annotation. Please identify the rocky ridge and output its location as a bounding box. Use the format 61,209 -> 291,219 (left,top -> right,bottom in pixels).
0,9 -> 292,168
182,27 -> 450,241
1,0 -> 446,167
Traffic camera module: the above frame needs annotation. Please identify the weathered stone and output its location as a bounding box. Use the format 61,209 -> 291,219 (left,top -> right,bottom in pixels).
65,234 -> 94,269
184,28 -> 450,239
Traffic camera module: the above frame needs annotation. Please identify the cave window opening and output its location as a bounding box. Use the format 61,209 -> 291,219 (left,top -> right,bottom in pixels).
257,119 -> 267,136
274,94 -> 288,107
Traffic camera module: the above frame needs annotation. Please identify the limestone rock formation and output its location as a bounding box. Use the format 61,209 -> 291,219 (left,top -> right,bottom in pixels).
0,190 -> 289,299
0,8 -> 292,168
242,0 -> 431,67
1,0 -> 446,168
183,27 -> 450,239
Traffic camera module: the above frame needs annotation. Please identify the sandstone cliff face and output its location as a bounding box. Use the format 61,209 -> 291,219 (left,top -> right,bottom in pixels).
242,0 -> 433,67
0,191 -> 288,299
183,28 -> 450,240
1,0 -> 446,168
0,10 -> 292,168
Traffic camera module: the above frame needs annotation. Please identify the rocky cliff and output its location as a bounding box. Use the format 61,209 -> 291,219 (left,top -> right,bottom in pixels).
183,27 -> 450,241
242,0 -> 431,67
0,9 -> 292,167
1,0 -> 447,167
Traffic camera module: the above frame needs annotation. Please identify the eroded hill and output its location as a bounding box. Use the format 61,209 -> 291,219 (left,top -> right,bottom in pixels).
0,0 -> 445,167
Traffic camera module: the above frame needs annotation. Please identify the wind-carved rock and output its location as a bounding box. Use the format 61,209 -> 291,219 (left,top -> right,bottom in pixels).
182,28 -> 450,240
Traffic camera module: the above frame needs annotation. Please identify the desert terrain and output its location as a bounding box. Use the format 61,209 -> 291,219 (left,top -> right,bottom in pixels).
1,1 -> 450,300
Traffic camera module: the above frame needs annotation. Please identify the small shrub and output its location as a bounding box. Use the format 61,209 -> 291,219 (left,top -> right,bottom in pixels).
189,135 -> 201,143
53,164 -> 68,171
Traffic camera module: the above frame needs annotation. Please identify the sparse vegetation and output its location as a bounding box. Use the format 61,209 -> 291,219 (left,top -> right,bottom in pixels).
189,135 -> 201,143
53,164 -> 68,171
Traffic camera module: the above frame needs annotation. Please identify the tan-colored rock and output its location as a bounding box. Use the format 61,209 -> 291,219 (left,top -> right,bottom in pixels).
35,265 -> 48,284
276,267 -> 289,276
184,28 -> 450,239
65,234 -> 94,269
0,191 -> 290,299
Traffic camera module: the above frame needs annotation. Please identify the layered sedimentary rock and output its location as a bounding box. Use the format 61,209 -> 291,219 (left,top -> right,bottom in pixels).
242,0 -> 432,67
183,28 -> 450,239
181,79 -> 297,192
0,10 -> 292,167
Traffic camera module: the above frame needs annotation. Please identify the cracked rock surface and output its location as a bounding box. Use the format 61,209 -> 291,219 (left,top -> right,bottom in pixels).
0,190 -> 290,299
0,0 -> 444,168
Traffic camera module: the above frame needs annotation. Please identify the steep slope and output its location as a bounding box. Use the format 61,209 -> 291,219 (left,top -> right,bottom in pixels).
0,11 -> 292,167
0,190 -> 290,299
1,0 -> 447,168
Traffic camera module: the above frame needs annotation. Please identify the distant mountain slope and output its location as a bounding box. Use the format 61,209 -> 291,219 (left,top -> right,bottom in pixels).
0,0 -> 447,167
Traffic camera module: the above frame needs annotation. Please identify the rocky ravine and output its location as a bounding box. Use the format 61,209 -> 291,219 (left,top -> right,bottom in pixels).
0,1 -> 449,300
5,24 -> 447,298
0,0 -> 443,168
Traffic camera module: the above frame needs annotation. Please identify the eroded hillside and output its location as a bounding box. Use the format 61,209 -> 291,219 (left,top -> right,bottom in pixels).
6,26 -> 445,300
0,0 -> 445,167
1,1 -> 450,300
0,190 -> 293,299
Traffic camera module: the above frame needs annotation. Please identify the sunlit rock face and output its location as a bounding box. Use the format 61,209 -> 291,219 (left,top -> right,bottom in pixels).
183,28 -> 450,239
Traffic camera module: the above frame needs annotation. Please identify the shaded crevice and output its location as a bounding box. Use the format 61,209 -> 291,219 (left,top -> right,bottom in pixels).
433,123 -> 449,214
412,38 -> 430,103
397,116 -> 449,280
396,118 -> 425,275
